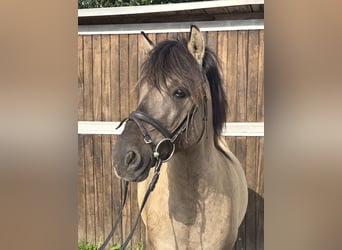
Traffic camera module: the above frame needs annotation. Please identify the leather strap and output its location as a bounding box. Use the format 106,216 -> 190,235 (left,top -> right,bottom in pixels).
98,181 -> 129,250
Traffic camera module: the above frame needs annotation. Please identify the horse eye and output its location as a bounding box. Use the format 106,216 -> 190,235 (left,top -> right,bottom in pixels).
173,88 -> 187,98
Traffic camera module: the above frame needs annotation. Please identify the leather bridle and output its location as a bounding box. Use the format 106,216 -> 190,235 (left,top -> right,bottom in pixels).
99,101 -> 207,250
117,105 -> 198,164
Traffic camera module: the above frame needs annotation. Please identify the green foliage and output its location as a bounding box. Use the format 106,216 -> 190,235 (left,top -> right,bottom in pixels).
78,240 -> 144,250
79,0 -> 206,9
135,241 -> 144,250
110,243 -> 122,250
78,240 -> 101,250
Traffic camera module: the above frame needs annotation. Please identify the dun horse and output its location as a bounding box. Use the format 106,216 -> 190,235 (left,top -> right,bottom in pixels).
112,26 -> 248,249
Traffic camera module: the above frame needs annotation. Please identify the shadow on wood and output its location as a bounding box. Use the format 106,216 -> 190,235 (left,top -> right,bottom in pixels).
234,188 -> 264,250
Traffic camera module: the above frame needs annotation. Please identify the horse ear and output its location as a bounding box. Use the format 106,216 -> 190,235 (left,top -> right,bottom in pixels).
141,31 -> 154,53
188,25 -> 205,65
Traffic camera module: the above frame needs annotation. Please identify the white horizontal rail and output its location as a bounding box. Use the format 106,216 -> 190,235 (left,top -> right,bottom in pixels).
78,0 -> 264,17
78,19 -> 264,35
78,121 -> 264,136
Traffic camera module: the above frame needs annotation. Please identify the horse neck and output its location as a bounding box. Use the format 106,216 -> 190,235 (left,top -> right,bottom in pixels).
167,98 -> 220,190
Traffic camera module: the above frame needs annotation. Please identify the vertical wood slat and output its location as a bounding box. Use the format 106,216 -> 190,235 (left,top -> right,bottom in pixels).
92,35 -> 103,244
128,34 -> 141,246
137,33 -> 147,242
101,35 -> 114,249
227,31 -> 238,122
247,31 -> 259,122
206,31 -> 218,54
78,29 -> 264,249
118,34 -> 132,247
257,30 -> 264,122
110,34 -> 122,246
119,35 -> 130,119
102,35 -> 111,122
235,30 -> 248,249
78,36 -> 84,121
237,30 -> 248,122
77,36 -> 86,242
83,35 -> 95,244
78,134 -> 86,241
233,136 -> 247,250
256,137 -> 264,250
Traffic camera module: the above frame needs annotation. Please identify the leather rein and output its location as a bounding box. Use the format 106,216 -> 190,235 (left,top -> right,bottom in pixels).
99,102 -> 206,250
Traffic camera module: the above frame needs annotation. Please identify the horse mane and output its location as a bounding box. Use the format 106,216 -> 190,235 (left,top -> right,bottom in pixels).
202,48 -> 229,157
139,38 -> 228,156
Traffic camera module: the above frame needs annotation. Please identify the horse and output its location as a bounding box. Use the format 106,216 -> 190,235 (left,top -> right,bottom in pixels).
112,25 -> 248,250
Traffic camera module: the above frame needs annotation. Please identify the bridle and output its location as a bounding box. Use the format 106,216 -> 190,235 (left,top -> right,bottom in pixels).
124,106 -> 197,163
99,99 -> 207,250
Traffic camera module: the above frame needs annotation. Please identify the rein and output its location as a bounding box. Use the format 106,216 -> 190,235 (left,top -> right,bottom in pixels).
99,102 -> 206,250
98,160 -> 162,250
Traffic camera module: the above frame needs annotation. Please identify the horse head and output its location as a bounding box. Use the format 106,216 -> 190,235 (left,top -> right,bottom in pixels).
112,25 -> 227,182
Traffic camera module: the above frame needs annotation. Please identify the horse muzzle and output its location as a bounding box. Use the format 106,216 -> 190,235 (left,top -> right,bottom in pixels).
113,142 -> 155,182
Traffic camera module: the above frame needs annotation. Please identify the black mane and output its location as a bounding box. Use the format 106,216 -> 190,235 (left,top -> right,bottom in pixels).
202,47 -> 228,142
139,38 -> 228,153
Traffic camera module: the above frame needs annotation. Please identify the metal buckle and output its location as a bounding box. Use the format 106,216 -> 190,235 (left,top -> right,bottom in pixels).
154,138 -> 175,162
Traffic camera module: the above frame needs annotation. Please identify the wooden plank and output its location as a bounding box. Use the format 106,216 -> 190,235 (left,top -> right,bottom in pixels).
227,31 -> 238,122
206,31 -> 218,54
257,30 -> 264,122
167,32 -> 178,40
128,34 -> 138,111
128,34 -> 141,246
217,31 -> 228,85
102,134 -> 113,247
101,35 -> 114,247
111,135 -> 123,245
119,34 -> 132,246
78,1 -> 264,17
246,30 -> 259,122
110,35 -> 120,121
177,32 -> 188,41
137,34 -> 144,80
83,35 -> 95,243
102,35 -> 111,122
83,35 -> 93,121
217,31 -> 228,113
93,35 -> 102,121
78,36 -> 86,242
78,36 -> 84,121
122,183 -> 132,248
84,135 -> 95,243
78,121 -> 264,136
148,32 -> 157,44
78,135 -> 86,242
256,137 -> 264,249
92,35 -> 104,243
110,34 -> 123,245
79,19 -> 264,35
245,137 -> 257,250
237,30 -> 248,121
119,34 -> 130,119
136,33 -> 147,243
234,136 -> 247,250
109,35 -> 122,246
156,33 -> 167,43
94,135 -> 104,243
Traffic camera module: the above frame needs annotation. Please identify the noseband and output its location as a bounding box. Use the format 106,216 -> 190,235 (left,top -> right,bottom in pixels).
117,105 -> 197,164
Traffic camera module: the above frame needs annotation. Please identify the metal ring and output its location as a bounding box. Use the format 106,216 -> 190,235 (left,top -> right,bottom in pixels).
154,138 -> 175,162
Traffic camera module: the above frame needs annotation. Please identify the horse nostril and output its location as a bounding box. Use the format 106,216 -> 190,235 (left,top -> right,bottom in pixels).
125,151 -> 136,166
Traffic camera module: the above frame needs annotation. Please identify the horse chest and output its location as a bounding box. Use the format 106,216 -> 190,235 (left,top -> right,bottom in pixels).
144,190 -> 236,250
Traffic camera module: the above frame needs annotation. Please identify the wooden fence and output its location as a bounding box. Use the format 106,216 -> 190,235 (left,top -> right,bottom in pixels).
78,28 -> 264,249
